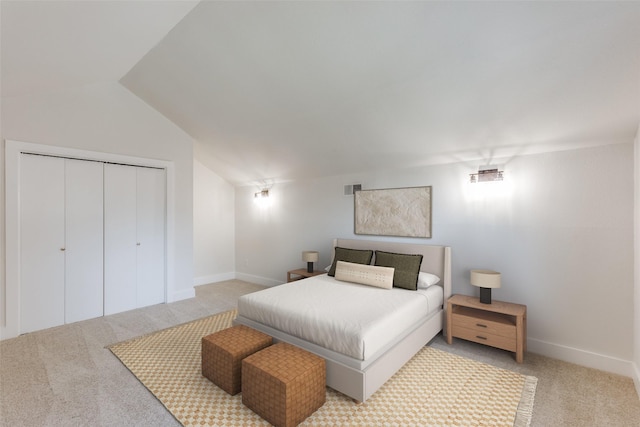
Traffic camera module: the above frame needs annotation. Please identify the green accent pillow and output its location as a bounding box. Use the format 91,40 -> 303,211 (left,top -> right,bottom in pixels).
374,250 -> 423,290
327,247 -> 374,277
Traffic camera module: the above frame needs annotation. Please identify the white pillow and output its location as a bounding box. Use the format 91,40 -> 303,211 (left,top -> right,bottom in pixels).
334,261 -> 394,290
418,272 -> 440,289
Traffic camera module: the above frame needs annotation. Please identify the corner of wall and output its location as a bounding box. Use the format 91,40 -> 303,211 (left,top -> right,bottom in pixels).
235,273 -> 282,288
193,273 -> 236,287
168,287 -> 195,303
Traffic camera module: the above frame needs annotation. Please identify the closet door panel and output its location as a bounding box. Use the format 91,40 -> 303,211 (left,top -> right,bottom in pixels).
104,164 -> 137,315
64,159 -> 104,323
20,155 -> 65,333
136,168 -> 166,307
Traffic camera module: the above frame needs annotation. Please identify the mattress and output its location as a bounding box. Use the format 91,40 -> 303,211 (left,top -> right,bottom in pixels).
237,274 -> 443,360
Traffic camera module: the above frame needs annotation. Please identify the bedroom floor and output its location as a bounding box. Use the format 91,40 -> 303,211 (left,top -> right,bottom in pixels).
1,279 -> 638,427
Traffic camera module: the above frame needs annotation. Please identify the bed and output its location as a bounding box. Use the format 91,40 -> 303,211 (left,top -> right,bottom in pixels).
233,238 -> 451,402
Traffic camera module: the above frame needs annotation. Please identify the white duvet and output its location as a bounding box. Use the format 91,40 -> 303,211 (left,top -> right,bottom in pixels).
237,274 -> 443,360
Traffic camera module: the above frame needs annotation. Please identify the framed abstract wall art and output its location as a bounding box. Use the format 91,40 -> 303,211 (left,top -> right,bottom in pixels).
354,186 -> 432,238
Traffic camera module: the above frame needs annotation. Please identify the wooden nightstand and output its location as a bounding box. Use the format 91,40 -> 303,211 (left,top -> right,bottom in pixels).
286,268 -> 325,283
446,294 -> 527,363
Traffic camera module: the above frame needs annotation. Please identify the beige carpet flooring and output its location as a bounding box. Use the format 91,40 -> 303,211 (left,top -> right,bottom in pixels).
109,309 -> 536,426
1,279 -> 639,426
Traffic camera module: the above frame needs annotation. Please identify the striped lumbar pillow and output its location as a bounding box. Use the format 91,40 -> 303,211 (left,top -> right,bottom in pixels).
334,261 -> 395,290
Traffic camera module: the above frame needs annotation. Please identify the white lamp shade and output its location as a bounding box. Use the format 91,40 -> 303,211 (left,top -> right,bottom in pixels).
302,251 -> 319,263
470,270 -> 501,289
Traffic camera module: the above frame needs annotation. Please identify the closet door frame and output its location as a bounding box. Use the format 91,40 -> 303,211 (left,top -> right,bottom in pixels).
4,140 -> 175,340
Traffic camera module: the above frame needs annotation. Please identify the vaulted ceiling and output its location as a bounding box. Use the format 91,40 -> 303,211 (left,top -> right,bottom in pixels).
3,1 -> 640,186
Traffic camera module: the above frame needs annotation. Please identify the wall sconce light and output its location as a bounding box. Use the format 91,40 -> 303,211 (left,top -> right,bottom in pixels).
302,251 -> 319,273
470,269 -> 501,304
470,166 -> 504,183
254,189 -> 269,199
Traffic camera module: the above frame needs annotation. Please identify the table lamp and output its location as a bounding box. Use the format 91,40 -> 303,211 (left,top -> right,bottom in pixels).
302,251 -> 319,273
470,269 -> 501,304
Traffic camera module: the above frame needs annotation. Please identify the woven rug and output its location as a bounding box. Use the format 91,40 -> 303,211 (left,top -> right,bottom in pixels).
109,310 -> 537,426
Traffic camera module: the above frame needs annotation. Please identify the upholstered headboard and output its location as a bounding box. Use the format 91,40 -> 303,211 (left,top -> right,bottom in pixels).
333,238 -> 452,302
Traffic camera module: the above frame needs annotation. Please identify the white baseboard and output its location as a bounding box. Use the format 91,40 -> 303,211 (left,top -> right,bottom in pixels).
528,338 -> 633,378
0,326 -> 19,341
235,272 -> 282,288
633,362 -> 640,400
193,272 -> 236,287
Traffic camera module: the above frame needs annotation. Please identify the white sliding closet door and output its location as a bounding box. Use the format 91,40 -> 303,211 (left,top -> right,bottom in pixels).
20,155 -> 65,333
104,164 -> 166,315
136,167 -> 166,307
104,164 -> 138,315
17,148 -> 167,334
64,159 -> 104,323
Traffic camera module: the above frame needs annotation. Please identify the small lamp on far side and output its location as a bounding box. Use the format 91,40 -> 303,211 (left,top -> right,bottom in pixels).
302,251 -> 319,273
470,269 -> 501,304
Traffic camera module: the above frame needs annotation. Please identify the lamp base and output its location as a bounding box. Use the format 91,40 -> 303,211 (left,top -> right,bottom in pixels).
479,287 -> 492,304
307,262 -> 314,273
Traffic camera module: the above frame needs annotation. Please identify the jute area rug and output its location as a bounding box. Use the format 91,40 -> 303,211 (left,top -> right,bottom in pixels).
109,310 -> 537,427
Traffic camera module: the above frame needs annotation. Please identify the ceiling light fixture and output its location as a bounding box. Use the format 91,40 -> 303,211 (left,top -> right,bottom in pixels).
470,165 -> 504,183
254,189 -> 269,198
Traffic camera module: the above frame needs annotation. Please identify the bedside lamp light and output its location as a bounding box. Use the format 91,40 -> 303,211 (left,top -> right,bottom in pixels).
470,269 -> 501,304
302,251 -> 319,273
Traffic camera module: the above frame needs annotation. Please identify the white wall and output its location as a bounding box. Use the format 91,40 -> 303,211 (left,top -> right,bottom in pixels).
634,124 -> 640,396
1,82 -> 195,337
193,159 -> 235,285
235,143 -> 634,376
0,139 -> 5,329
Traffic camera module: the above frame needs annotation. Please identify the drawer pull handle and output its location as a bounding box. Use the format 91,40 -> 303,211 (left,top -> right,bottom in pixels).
476,323 -> 487,328
476,336 -> 487,340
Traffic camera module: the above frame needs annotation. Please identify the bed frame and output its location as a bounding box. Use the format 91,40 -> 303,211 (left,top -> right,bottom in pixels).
234,238 -> 451,402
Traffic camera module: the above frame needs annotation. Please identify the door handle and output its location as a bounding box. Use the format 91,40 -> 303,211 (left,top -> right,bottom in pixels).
60,248 -> 66,252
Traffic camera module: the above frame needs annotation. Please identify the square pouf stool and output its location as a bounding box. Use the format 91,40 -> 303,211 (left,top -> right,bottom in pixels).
201,324 -> 273,395
242,342 -> 326,427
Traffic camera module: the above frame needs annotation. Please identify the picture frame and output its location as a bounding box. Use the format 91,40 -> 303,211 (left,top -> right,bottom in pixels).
354,186 -> 432,238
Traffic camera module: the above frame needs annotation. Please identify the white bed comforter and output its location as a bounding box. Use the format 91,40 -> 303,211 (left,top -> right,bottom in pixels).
237,274 -> 443,360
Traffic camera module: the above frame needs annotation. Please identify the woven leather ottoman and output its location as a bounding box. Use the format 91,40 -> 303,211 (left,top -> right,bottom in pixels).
201,324 -> 272,395
242,342 -> 326,427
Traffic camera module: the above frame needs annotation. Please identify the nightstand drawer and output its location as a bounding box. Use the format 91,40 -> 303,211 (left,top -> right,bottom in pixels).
451,325 -> 517,352
446,294 -> 527,363
452,306 -> 516,338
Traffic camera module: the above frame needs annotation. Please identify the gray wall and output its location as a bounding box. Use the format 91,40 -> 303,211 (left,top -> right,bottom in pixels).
193,158 -> 236,285
635,127 -> 640,394
235,143 -> 634,374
